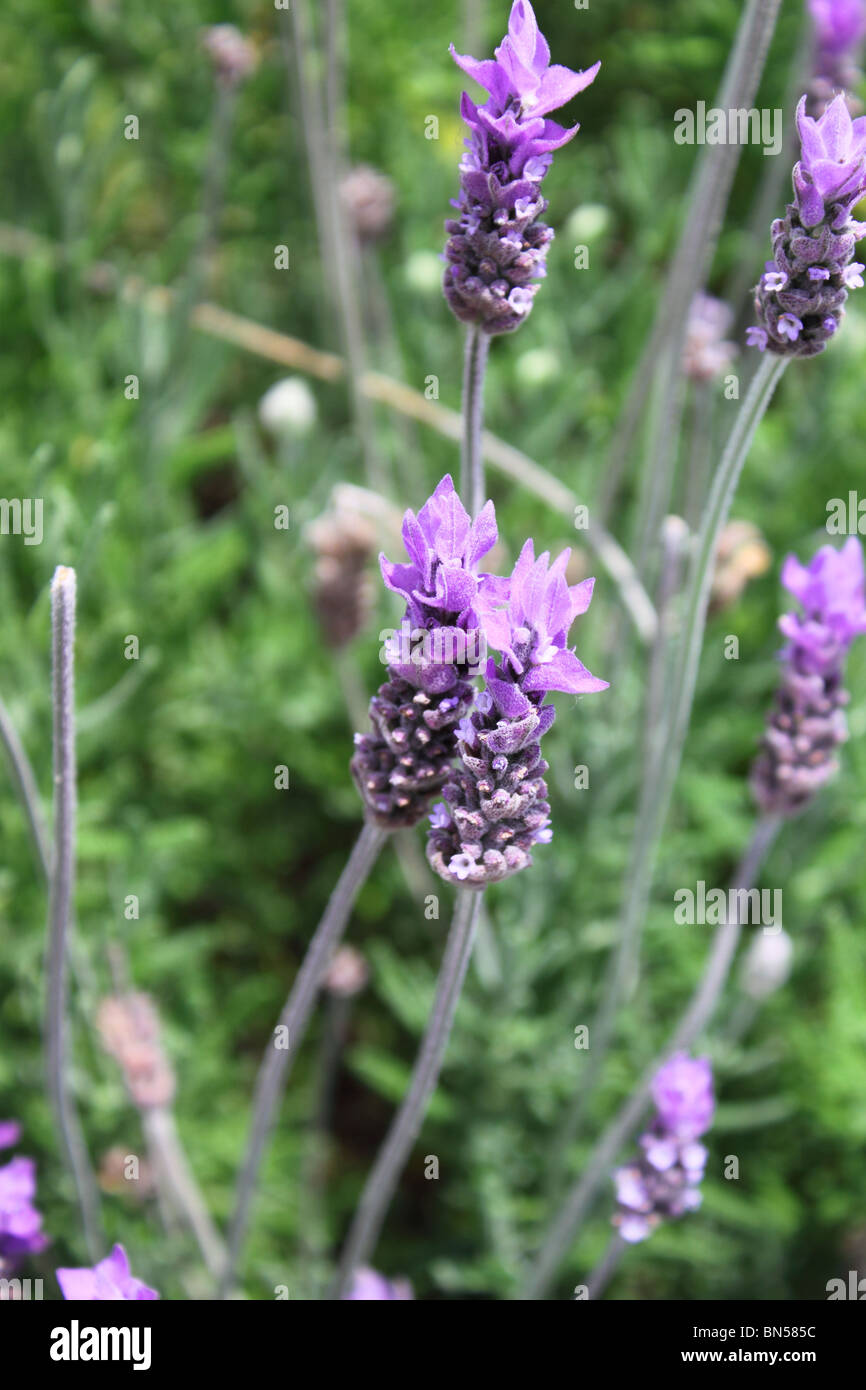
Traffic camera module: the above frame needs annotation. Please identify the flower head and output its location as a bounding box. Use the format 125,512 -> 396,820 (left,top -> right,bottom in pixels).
751,539 -> 866,816
612,1054 -> 714,1244
749,95 -> 866,355
444,1 -> 599,333
57,1244 -> 159,1301
427,539 -> 606,887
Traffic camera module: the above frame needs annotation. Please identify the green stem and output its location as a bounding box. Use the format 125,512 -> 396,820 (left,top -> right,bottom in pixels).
332,889 -> 482,1297
460,326 -> 491,518
521,814 -> 782,1300
219,819 -> 387,1297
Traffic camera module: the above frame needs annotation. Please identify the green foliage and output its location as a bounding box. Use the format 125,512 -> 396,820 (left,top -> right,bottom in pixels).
0,0 -> 864,1302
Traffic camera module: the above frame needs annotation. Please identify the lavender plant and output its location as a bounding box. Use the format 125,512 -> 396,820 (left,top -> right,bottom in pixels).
748,96 -> 866,356
751,538 -> 866,814
611,1054 -> 714,1245
443,0 -> 599,335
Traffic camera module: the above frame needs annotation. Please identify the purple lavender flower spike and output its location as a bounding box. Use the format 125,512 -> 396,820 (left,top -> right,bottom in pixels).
351,475 -> 499,828
750,95 -> 866,357
808,0 -> 866,114
443,0 -> 599,334
56,1244 -> 159,1301
612,1053 -> 714,1244
0,1153 -> 49,1275
751,538 -> 866,816
427,540 -> 607,887
342,1266 -> 413,1300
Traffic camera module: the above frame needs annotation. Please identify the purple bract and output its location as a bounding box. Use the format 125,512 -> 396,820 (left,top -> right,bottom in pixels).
56,1243 -> 159,1301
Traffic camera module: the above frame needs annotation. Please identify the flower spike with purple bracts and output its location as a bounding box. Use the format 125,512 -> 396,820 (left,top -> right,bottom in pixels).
748,95 -> 866,357
444,0 -> 600,335
612,1053 -> 715,1244
56,1243 -> 159,1301
751,538 -> 866,817
351,475 -> 498,829
427,539 -> 607,887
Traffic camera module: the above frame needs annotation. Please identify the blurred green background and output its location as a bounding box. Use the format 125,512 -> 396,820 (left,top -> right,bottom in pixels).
1,0 -> 865,1300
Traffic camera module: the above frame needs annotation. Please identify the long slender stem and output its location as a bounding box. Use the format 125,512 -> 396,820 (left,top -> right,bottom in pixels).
142,1106 -> 227,1283
332,889 -> 483,1297
44,567 -> 103,1260
521,814 -> 782,1300
598,0 -> 783,530
582,354 -> 787,1111
460,326 -> 491,517
584,1233 -> 625,1300
283,0 -> 385,492
0,695 -> 51,881
220,819 -> 387,1297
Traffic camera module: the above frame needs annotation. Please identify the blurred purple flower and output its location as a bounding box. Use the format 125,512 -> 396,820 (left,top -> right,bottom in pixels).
613,1054 -> 715,1244
0,1154 -> 49,1273
444,1 -> 599,334
752,539 -> 866,815
0,1121 -> 21,1150
56,1243 -> 159,1301
428,542 -> 607,887
342,1266 -> 413,1300
750,95 -> 866,356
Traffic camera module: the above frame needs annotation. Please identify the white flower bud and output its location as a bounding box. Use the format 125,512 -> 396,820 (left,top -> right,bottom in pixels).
740,928 -> 793,1000
258,377 -> 317,438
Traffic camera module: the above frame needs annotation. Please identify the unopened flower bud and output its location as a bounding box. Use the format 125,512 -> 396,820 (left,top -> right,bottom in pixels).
740,928 -> 794,1000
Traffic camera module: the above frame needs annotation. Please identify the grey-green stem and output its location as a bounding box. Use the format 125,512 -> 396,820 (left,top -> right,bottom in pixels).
44,566 -> 103,1260
520,814 -> 782,1299
220,819 -> 387,1297
460,326 -> 491,519
332,888 -> 482,1297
